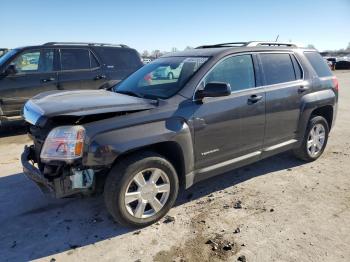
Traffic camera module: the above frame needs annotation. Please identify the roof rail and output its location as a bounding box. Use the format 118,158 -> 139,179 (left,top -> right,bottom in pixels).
246,41 -> 297,47
196,41 -> 298,49
196,42 -> 248,49
43,42 -> 129,48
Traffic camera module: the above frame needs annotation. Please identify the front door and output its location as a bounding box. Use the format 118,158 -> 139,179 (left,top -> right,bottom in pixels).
192,54 -> 265,172
0,49 -> 57,116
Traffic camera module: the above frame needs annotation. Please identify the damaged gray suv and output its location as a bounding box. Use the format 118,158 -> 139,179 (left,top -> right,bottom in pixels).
22,42 -> 338,227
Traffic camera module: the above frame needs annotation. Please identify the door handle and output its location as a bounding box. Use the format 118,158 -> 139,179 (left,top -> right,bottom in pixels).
298,86 -> 310,93
94,75 -> 106,80
248,94 -> 263,104
41,77 -> 55,83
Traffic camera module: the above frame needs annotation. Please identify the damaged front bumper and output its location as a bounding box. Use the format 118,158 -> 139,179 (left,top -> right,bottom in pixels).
21,145 -> 95,198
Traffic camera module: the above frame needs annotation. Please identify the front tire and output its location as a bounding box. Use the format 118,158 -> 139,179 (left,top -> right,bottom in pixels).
104,152 -> 179,227
293,115 -> 329,162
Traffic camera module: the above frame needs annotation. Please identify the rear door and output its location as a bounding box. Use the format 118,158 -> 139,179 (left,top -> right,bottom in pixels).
259,52 -> 305,148
193,54 -> 265,172
0,48 -> 57,116
57,48 -> 107,91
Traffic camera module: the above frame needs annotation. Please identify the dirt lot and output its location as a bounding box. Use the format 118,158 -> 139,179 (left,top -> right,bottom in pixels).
0,71 -> 349,262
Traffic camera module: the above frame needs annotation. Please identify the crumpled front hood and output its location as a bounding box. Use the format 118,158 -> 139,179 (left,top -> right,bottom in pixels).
23,90 -> 156,125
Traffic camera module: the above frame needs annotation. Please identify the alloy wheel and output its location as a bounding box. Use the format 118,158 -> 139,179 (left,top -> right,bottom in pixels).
124,168 -> 171,219
307,123 -> 326,157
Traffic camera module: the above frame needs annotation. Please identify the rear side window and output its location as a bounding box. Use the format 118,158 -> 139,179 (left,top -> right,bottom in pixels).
304,51 -> 332,77
260,53 -> 296,85
98,48 -> 142,70
60,49 -> 90,70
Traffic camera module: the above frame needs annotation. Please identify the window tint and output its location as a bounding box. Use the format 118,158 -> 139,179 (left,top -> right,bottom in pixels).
291,55 -> 303,79
98,48 -> 142,70
260,53 -> 296,85
11,49 -> 54,73
304,51 -> 332,77
204,55 -> 255,91
60,49 -> 90,70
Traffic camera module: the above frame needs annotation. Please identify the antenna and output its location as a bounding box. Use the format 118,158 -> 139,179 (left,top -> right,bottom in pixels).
275,34 -> 280,42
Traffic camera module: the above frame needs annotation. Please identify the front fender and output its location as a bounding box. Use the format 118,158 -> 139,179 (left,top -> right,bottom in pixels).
83,118 -> 194,174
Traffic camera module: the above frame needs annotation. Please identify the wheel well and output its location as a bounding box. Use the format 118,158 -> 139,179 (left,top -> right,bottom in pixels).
115,142 -> 186,188
311,105 -> 333,129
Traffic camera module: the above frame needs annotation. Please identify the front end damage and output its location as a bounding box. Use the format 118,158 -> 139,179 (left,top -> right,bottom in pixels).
20,90 -> 157,198
22,145 -> 96,198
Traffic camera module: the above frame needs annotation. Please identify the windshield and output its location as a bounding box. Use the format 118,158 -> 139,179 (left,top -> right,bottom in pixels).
0,49 -> 17,66
114,56 -> 209,99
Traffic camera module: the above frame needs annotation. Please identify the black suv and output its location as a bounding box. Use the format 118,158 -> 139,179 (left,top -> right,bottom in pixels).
21,41 -> 338,227
0,42 -> 142,124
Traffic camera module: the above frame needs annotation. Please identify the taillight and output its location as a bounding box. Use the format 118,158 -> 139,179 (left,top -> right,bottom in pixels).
333,78 -> 339,91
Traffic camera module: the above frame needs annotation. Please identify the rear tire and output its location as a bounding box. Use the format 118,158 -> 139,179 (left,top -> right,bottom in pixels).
293,115 -> 329,162
104,151 -> 179,227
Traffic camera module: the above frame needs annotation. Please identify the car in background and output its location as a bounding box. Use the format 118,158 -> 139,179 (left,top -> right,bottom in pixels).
335,60 -> 350,70
152,64 -> 183,79
326,57 -> 337,70
0,42 -> 142,124
142,58 -> 152,64
0,48 -> 9,57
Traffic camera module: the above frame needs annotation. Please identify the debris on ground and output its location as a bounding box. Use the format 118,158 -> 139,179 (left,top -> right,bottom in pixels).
163,215 -> 175,223
238,255 -> 247,262
234,228 -> 240,234
270,208 -> 274,212
233,201 -> 242,209
50,258 -> 56,262
205,234 -> 236,253
223,204 -> 230,209
133,230 -> 141,235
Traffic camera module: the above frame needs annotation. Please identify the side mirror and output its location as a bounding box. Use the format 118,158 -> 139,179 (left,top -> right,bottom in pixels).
195,82 -> 231,100
4,64 -> 17,75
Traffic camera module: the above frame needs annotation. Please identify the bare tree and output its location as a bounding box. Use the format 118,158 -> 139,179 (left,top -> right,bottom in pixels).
184,46 -> 194,50
142,50 -> 149,57
151,50 -> 161,58
307,44 -> 316,49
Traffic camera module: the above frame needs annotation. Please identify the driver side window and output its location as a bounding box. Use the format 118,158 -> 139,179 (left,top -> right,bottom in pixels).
11,49 -> 54,73
204,54 -> 256,92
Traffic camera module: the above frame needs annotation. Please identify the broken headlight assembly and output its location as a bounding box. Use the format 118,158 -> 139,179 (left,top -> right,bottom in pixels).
40,125 -> 85,163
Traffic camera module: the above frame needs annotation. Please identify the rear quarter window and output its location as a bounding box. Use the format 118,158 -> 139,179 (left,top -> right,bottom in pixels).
98,48 -> 142,70
304,51 -> 332,77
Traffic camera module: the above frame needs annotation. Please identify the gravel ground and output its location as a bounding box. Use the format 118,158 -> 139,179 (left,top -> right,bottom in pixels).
0,71 -> 349,262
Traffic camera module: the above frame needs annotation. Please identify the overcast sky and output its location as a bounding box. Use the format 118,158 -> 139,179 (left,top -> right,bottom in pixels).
1,0 -> 349,52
